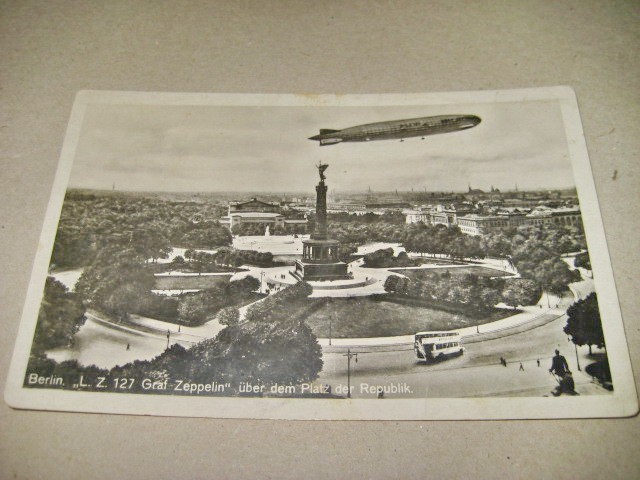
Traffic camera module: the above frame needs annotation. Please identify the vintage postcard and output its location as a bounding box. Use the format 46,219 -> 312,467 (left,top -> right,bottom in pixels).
5,88 -> 638,419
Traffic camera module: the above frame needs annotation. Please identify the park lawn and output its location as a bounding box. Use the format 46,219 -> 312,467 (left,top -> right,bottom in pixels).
361,257 -> 460,268
151,263 -> 243,274
413,257 -> 461,266
155,274 -> 235,290
301,296 -> 513,338
391,266 -> 514,280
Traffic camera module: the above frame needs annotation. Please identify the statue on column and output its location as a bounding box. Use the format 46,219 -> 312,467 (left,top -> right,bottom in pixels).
317,161 -> 329,182
293,159 -> 348,281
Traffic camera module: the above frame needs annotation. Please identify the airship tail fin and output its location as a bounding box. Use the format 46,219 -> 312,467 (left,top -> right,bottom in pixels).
320,129 -> 340,134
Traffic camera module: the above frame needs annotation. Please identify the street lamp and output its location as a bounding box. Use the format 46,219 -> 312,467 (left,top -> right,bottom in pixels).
260,271 -> 265,294
573,340 -> 581,371
329,318 -> 332,346
343,348 -> 358,398
545,286 -> 551,308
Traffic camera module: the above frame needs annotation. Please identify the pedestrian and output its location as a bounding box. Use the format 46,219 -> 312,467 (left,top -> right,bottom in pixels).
537,359 -> 540,367
126,343 -> 130,351
539,304 -> 542,309
519,362 -> 524,371
549,349 -> 577,396
549,349 -> 571,378
377,387 -> 384,399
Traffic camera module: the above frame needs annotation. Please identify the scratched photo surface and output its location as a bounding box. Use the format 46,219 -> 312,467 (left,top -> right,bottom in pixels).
5,89 -> 637,419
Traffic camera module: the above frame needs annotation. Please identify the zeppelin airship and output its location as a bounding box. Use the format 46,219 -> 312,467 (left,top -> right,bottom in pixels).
309,114 -> 481,146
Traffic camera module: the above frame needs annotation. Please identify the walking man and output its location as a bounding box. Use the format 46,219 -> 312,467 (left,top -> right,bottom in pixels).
549,349 -> 575,396
549,349 -> 571,378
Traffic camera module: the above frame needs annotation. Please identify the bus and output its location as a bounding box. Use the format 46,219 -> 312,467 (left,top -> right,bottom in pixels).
414,331 -> 464,362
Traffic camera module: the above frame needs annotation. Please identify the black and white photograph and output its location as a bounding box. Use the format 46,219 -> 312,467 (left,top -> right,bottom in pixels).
4,88 -> 637,420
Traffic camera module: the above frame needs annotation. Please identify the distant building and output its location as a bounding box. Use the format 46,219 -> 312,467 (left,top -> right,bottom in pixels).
405,210 -> 430,224
466,184 -> 485,196
228,198 -> 280,214
524,206 -> 582,228
219,197 -> 307,230
457,207 -> 582,235
326,203 -> 368,215
456,214 -> 511,235
406,203 -> 582,236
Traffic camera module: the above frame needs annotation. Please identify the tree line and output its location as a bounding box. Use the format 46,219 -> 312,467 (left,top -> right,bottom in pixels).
384,271 -> 540,317
177,276 -> 260,326
183,247 -> 274,271
26,282 -> 323,395
52,191 -> 231,269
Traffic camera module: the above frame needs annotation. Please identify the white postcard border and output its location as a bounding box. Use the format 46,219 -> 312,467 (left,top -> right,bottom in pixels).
5,87 -> 638,420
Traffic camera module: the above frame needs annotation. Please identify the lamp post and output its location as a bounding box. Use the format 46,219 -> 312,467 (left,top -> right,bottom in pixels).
329,318 -> 332,346
343,348 -> 358,398
260,271 -> 265,294
573,341 -> 581,371
546,288 -> 551,308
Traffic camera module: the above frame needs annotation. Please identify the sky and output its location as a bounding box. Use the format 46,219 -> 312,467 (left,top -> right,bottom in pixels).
69,97 -> 575,193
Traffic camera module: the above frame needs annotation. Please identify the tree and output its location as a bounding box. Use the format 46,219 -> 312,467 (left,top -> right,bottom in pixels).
184,282 -> 322,387
51,228 -> 96,268
363,248 -> 395,268
32,277 -> 86,353
502,279 -> 542,310
75,245 -> 156,319
177,293 -> 211,326
564,293 -> 605,355
228,275 -> 260,296
574,251 -> 591,271
180,221 -> 232,248
217,306 -> 240,326
531,257 -> 581,295
383,274 -> 402,293
480,232 -> 513,258
177,276 -> 260,326
131,227 -> 172,263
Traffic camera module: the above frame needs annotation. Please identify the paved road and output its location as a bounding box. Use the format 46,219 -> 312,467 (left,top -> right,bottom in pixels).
316,312 -> 607,398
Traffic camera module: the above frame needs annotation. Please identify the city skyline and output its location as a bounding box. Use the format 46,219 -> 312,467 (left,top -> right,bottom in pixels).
74,185 -> 577,198
69,98 -> 576,193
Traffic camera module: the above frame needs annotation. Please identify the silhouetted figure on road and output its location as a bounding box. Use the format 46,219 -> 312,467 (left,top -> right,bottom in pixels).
549,349 -> 570,377
549,350 -> 577,396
